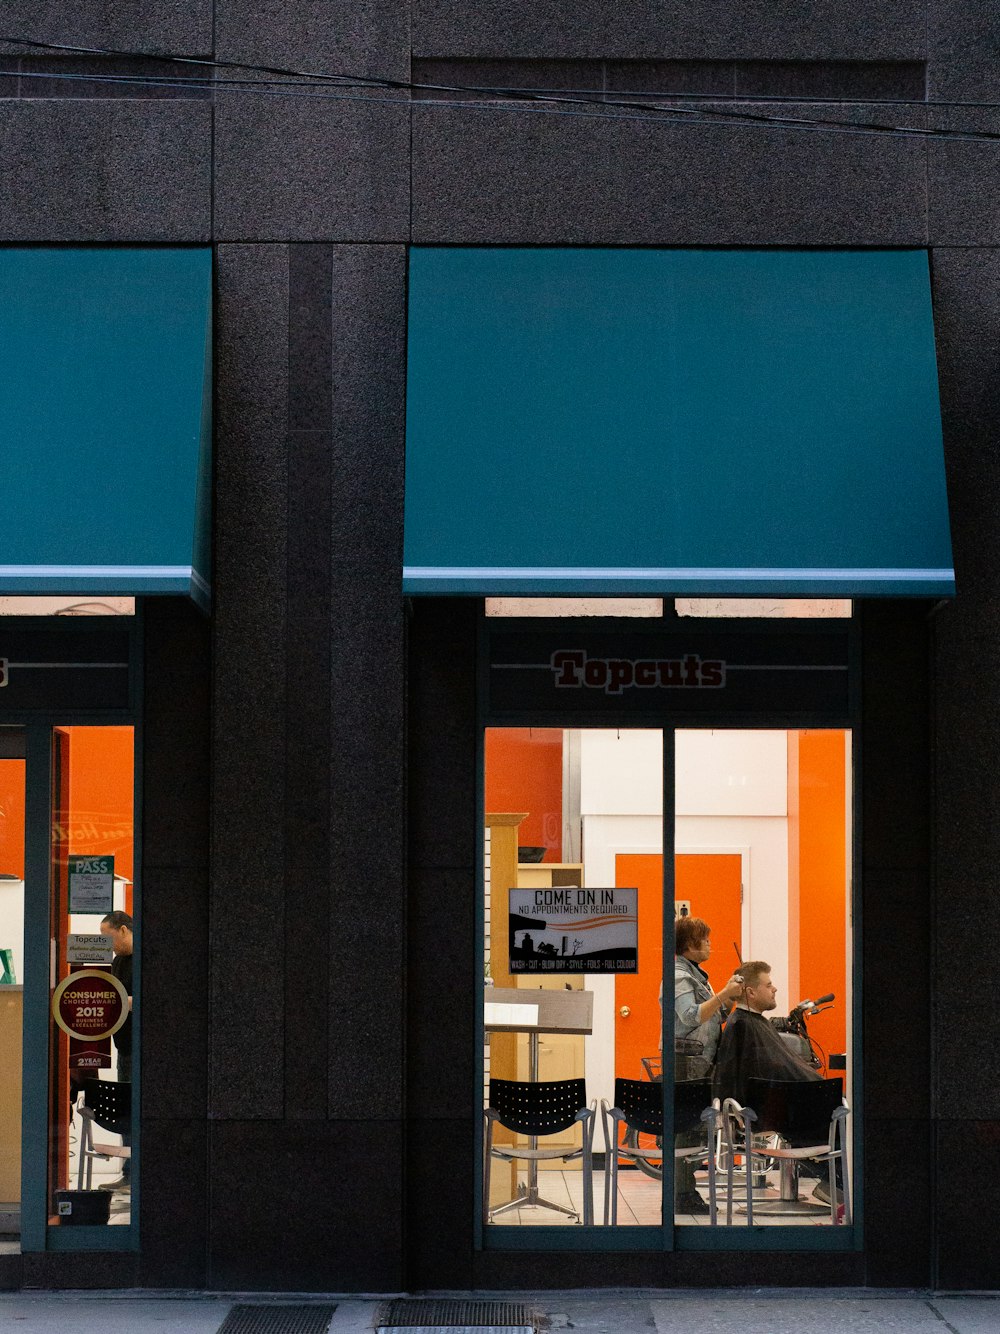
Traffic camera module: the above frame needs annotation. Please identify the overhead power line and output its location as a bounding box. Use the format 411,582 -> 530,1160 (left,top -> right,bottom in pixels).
1,33 -> 999,145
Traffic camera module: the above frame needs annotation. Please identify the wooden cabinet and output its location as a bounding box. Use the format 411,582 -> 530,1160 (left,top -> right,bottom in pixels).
0,986 -> 22,1219
485,813 -> 526,1205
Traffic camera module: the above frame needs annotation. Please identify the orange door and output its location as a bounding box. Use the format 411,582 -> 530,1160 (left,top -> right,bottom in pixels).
614,852 -> 743,1082
614,854 -> 663,1083
676,853 -> 744,986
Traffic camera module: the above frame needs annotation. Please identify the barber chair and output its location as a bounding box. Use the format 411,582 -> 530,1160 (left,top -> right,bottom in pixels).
724,1077 -> 851,1225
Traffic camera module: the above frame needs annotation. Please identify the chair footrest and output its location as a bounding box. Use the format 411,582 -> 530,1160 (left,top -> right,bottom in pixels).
755,1146 -> 833,1160
493,1147 -> 581,1162
90,1144 -> 131,1158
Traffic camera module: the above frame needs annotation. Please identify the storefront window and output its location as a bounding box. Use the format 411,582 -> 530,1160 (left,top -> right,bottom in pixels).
48,726 -> 135,1230
481,724 -> 854,1234
674,729 -> 853,1228
484,727 -> 664,1228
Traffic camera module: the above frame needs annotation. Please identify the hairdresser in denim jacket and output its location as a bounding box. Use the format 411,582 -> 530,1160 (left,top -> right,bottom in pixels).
674,915 -> 745,1063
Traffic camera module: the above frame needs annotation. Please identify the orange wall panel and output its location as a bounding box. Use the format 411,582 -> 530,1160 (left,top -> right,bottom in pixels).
0,760 -> 25,879
790,730 -> 847,1061
485,728 -> 563,861
63,727 -> 134,912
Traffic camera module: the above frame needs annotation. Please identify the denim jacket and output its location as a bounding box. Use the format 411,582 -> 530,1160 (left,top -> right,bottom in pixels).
674,953 -> 727,1061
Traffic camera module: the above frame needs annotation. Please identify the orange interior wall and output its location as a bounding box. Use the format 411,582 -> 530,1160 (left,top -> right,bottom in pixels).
485,728 -> 563,861
0,760 -> 25,879
63,727 -> 135,913
788,730 -> 847,1061
0,732 -> 133,904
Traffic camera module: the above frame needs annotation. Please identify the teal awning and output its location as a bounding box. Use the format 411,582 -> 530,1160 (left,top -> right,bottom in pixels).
1,249 -> 212,609
404,249 -> 953,597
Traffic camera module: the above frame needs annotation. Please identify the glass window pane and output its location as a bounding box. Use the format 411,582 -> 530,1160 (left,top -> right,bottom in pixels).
48,726 -> 135,1230
483,727 -> 663,1229
486,598 -> 663,617
0,597 -> 134,616
674,728 -> 853,1229
675,599 -> 851,618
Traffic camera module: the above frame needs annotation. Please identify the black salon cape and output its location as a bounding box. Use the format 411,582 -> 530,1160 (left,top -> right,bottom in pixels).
713,1007 -> 821,1109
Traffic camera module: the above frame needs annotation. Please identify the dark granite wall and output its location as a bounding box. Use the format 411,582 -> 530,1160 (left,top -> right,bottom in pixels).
204,242 -> 407,1291
139,598 -> 213,1289
0,0 -> 995,1293
929,251 -> 1000,1292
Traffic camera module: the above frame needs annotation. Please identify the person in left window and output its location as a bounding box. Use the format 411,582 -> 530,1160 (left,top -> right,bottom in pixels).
98,909 -> 134,1193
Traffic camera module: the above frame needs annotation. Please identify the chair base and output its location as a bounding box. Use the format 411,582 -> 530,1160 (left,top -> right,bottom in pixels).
741,1198 -> 829,1216
489,1181 -> 581,1223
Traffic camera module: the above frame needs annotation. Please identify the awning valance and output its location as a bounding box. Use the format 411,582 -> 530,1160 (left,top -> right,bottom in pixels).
0,248 -> 212,609
404,248 -> 953,597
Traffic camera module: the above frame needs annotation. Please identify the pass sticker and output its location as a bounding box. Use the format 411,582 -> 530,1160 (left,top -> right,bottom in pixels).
67,855 -> 115,914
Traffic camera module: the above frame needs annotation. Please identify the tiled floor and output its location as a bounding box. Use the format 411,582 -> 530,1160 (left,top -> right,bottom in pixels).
491,1166 -> 837,1227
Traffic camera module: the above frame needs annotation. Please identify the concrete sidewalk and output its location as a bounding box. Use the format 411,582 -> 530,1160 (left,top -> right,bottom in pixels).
0,1290 -> 997,1334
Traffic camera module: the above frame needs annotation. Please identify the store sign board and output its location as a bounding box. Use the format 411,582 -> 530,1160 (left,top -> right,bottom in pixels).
67,933 -> 114,965
488,626 -> 852,717
51,968 -> 128,1041
68,855 -> 114,914
509,885 -> 638,974
0,624 -> 131,710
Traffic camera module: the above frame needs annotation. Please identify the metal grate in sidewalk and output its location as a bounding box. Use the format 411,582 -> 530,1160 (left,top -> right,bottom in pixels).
217,1304 -> 336,1334
375,1298 -> 537,1334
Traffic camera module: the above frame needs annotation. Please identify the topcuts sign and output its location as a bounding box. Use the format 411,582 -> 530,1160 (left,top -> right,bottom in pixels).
487,627 -> 852,717
0,625 -> 131,708
551,649 -> 725,695
51,969 -> 128,1041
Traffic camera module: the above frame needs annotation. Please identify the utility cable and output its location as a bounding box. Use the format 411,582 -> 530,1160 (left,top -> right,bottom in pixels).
1,33 -> 999,144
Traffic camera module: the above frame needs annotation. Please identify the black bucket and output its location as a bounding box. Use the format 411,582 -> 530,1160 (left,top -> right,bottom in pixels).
54,1189 -> 111,1225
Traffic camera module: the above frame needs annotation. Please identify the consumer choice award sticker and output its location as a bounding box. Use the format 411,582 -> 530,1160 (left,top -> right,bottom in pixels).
51,969 -> 128,1041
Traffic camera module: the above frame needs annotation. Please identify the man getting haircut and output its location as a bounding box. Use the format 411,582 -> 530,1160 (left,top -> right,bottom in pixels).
712,960 -> 821,1109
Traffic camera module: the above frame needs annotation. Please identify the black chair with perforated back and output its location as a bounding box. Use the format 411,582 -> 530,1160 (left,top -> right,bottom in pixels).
485,1077 -> 594,1224
76,1078 -> 131,1190
601,1076 -> 717,1225
726,1076 -> 851,1225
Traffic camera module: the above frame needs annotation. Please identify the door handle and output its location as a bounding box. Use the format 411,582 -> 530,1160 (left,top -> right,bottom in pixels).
619,1005 -> 630,1017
